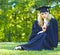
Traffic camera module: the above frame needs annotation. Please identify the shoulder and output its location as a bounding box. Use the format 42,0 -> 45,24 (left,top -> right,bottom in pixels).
50,18 -> 57,23
34,20 -> 38,23
51,18 -> 57,21
32,20 -> 39,28
33,20 -> 38,24
50,18 -> 58,27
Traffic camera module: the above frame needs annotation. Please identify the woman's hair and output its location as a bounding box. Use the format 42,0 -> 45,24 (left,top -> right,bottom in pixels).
37,13 -> 54,27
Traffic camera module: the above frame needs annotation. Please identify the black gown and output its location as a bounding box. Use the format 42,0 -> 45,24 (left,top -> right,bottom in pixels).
20,18 -> 58,50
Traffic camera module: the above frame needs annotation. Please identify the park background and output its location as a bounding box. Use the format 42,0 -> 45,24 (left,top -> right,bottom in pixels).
0,0 -> 60,42
0,0 -> 60,55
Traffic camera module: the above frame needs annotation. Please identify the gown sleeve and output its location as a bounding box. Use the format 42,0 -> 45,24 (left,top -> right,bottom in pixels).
52,19 -> 58,47
29,20 -> 42,41
53,19 -> 58,47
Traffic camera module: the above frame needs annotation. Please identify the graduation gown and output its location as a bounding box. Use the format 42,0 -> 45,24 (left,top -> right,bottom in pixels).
21,18 -> 58,50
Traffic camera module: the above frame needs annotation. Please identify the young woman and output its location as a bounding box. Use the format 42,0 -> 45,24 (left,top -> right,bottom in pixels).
15,6 -> 58,50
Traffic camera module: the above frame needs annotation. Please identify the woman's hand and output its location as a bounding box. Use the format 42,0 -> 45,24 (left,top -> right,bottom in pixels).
42,24 -> 47,32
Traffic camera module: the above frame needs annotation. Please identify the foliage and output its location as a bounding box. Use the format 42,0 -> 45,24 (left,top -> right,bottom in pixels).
0,0 -> 60,42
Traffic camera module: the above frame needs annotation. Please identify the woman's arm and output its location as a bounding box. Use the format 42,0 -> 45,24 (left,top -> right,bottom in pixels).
29,20 -> 42,41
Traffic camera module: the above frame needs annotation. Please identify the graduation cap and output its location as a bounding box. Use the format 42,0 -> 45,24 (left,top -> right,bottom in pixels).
36,6 -> 51,13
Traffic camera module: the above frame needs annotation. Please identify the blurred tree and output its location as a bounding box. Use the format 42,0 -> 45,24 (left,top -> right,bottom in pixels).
0,0 -> 60,42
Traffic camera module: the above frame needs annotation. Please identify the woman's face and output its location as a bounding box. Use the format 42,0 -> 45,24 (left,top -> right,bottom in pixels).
40,12 -> 49,19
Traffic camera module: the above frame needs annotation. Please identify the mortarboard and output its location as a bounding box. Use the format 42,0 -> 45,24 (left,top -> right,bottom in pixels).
36,6 -> 50,13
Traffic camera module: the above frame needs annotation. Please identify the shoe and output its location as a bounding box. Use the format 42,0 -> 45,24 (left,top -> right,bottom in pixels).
14,46 -> 22,50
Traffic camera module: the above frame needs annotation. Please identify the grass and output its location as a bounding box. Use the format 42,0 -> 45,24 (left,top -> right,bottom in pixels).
0,42 -> 60,55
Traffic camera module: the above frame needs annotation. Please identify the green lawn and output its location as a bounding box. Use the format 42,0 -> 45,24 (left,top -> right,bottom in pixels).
0,42 -> 60,55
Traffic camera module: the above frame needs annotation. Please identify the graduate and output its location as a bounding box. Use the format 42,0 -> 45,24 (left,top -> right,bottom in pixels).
15,6 -> 58,50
